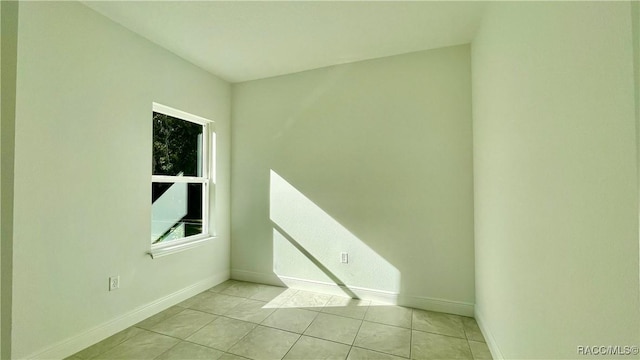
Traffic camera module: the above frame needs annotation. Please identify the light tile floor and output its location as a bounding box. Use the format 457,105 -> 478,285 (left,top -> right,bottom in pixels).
68,280 -> 492,360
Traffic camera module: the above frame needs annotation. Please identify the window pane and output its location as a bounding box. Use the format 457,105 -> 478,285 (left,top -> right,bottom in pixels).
153,112 -> 203,177
151,182 -> 203,244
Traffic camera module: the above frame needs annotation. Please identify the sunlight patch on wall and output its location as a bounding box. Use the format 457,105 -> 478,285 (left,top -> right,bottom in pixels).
269,170 -> 400,294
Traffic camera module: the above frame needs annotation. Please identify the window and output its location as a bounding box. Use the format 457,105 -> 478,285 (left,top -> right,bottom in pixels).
150,103 -> 215,257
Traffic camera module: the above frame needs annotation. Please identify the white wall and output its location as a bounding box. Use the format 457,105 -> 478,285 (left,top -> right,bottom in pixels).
231,45 -> 475,315
11,2 -> 230,358
635,3 -> 640,192
1,4 -> 2,357
472,2 -> 640,359
0,1 -> 18,359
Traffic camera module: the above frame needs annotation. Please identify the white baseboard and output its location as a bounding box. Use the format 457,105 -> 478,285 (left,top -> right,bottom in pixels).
475,307 -> 504,360
398,294 -> 474,317
230,269 -> 284,286
231,270 -> 474,317
29,271 -> 229,360
279,275 -> 373,298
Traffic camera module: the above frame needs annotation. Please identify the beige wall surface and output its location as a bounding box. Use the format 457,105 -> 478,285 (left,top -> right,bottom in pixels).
1,1 -> 19,359
11,2 -> 231,357
232,45 -> 475,313
472,2 -> 640,358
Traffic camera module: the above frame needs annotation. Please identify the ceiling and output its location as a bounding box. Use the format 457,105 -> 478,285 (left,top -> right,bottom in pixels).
83,1 -> 487,83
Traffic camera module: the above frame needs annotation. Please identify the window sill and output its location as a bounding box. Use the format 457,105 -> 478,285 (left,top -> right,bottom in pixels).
148,236 -> 216,259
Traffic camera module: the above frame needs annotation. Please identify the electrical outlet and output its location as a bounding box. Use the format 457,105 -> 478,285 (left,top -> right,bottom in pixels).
340,252 -> 349,264
109,276 -> 120,291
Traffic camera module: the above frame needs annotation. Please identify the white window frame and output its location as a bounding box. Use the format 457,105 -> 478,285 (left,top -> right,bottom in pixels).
149,103 -> 215,258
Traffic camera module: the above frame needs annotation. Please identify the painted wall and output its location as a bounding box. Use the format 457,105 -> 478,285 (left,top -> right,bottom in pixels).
231,45 -> 475,315
1,4 -> 2,357
0,2 -> 19,359
635,2 -> 640,199
472,2 -> 640,359
11,2 -> 230,358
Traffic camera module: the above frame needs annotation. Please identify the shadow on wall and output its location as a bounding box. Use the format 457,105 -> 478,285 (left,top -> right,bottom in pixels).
269,170 -> 401,300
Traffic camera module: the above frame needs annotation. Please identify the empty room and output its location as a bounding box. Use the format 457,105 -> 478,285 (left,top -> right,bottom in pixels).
1,1 -> 639,359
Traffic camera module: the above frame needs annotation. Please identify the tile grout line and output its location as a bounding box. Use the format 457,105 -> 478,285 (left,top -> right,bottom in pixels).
345,345 -> 354,359
83,325 -> 162,360
409,308 -> 413,359
131,326 -> 194,343
151,340 -> 181,360
297,305 -> 322,337
148,307 -> 219,336
347,302 -> 371,360
206,284 -> 396,325
282,299 -> 355,358
364,319 -> 412,330
134,316 -> 236,354
214,288 -> 268,356
220,322 -> 257,356
212,284 -> 303,358
211,281 -> 476,359
87,327 -> 154,359
278,332 -> 303,360
352,304 -> 370,346
73,280 -> 243,359
411,327 -> 471,340
464,322 -> 474,360
351,345 -> 412,359
298,333 -> 357,348
348,305 -> 412,359
76,280 -> 475,360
